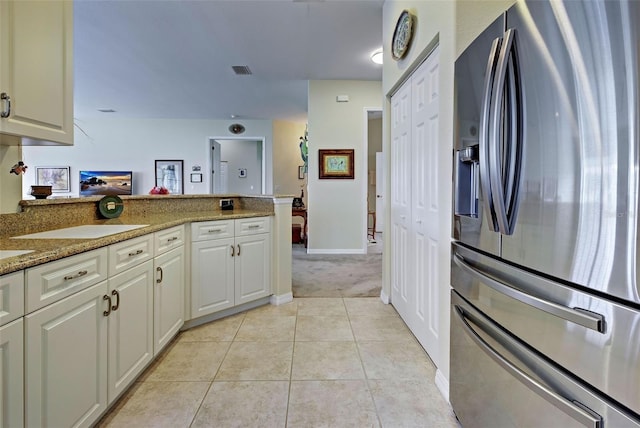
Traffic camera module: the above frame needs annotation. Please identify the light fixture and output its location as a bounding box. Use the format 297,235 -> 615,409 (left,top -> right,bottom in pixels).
370,49 -> 383,65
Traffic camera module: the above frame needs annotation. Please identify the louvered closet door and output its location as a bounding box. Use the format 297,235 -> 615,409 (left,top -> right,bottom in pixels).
390,47 -> 441,366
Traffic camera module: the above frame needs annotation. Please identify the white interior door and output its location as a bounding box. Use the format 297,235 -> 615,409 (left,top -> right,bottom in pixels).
390,46 -> 441,367
211,140 -> 222,193
390,77 -> 412,320
375,152 -> 384,233
410,46 -> 441,358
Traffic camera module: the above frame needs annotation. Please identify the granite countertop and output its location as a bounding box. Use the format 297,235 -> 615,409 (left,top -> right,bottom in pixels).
0,209 -> 272,275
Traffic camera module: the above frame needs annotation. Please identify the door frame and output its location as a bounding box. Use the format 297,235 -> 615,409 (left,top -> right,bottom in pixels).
363,108 -> 383,251
209,137 -> 267,195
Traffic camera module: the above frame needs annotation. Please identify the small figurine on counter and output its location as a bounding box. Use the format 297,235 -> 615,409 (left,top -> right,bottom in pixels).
10,161 -> 27,175
149,186 -> 170,195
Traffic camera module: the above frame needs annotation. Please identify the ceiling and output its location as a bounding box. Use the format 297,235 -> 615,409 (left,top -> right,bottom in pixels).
73,0 -> 384,123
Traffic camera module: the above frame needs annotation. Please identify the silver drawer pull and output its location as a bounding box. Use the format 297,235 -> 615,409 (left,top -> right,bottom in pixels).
64,270 -> 88,281
248,225 -> 260,229
208,228 -> 223,233
166,236 -> 179,242
128,249 -> 144,257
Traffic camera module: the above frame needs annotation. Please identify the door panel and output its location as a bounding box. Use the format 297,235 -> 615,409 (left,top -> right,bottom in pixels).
501,1 -> 640,304
453,15 -> 503,256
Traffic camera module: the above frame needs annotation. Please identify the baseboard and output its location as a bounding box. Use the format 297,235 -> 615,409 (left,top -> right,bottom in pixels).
379,289 -> 390,304
270,292 -> 293,305
435,369 -> 450,403
306,248 -> 366,255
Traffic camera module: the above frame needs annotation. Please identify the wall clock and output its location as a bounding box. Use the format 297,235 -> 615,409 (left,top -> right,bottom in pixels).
391,10 -> 415,61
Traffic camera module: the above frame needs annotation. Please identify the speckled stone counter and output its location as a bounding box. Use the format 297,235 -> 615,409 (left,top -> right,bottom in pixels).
0,194 -> 292,276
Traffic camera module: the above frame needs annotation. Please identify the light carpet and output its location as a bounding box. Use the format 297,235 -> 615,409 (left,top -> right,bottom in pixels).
292,237 -> 382,298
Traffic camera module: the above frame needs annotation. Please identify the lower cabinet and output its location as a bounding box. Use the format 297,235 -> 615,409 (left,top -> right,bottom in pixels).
191,217 -> 271,319
25,261 -> 154,428
153,246 -> 184,355
107,261 -> 154,401
0,318 -> 23,428
25,282 -> 109,428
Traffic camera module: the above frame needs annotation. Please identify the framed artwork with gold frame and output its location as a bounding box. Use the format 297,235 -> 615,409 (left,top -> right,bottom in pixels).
319,149 -> 354,179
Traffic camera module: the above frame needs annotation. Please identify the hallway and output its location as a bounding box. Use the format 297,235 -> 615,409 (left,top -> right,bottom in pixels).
97,297 -> 458,427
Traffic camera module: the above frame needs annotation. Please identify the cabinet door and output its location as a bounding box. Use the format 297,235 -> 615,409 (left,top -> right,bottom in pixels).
108,261 -> 153,402
0,318 -> 23,428
0,0 -> 73,145
191,237 -> 235,317
154,247 -> 184,355
25,282 -> 108,428
235,233 -> 271,305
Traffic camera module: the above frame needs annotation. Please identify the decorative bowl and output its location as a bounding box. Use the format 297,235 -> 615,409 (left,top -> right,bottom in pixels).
30,185 -> 52,199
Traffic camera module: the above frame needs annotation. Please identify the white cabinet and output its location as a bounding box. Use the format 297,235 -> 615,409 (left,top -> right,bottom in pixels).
191,217 -> 271,319
152,225 -> 184,355
0,271 -> 24,428
25,282 -> 109,428
107,261 -> 154,401
0,0 -> 73,145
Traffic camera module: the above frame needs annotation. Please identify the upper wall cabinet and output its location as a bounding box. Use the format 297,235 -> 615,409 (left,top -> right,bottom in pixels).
0,0 -> 73,146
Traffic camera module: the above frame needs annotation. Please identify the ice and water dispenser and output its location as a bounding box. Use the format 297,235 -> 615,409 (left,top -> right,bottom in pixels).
454,144 -> 480,218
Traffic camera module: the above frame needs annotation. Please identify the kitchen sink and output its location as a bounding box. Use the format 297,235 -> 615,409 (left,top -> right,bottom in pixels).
0,250 -> 34,260
12,224 -> 149,240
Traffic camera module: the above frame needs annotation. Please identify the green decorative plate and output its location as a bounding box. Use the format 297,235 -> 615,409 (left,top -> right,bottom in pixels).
98,195 -> 124,219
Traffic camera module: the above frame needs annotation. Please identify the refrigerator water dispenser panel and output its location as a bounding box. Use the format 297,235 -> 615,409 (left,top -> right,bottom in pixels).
455,144 -> 479,218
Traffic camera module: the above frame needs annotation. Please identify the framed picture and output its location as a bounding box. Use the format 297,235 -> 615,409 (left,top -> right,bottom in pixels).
190,173 -> 202,183
155,160 -> 184,194
36,166 -> 70,192
298,165 -> 306,180
319,149 -> 354,179
80,170 -> 132,196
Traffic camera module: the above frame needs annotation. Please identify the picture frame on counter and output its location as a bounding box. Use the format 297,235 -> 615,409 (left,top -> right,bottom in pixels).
35,166 -> 70,192
190,173 -> 203,183
155,160 -> 184,194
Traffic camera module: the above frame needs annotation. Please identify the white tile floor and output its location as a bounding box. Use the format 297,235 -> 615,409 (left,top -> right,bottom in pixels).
97,297 -> 459,427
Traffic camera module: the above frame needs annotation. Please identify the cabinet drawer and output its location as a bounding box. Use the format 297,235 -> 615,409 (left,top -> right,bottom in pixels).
0,271 -> 24,326
154,225 -> 185,255
191,220 -> 234,241
26,248 -> 108,313
235,217 -> 271,236
109,234 -> 153,276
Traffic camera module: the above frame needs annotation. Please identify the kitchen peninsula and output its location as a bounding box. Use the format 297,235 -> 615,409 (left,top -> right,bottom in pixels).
0,194 -> 293,428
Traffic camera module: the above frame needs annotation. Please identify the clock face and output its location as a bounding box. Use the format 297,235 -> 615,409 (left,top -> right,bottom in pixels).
392,10 -> 414,60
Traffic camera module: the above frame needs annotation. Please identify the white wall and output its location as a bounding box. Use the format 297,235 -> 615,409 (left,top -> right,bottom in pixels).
307,80 -> 382,253
272,120 -> 307,205
21,118 -> 273,198
381,0 -> 515,398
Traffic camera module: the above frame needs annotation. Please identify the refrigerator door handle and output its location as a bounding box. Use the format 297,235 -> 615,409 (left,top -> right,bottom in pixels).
453,253 -> 605,333
453,304 -> 603,428
503,29 -> 525,234
479,36 -> 502,232
489,28 -> 518,235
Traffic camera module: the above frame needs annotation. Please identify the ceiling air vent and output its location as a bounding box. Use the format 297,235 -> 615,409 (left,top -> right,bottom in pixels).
232,66 -> 252,75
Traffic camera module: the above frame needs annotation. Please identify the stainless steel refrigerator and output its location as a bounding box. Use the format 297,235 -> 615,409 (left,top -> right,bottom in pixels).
451,1 -> 640,426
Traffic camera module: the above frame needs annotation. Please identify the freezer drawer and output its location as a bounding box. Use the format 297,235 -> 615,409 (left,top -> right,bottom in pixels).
451,242 -> 640,417
451,290 -> 639,428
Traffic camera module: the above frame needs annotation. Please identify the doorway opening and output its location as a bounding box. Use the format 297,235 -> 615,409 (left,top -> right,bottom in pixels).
365,109 -> 383,254
209,137 -> 266,194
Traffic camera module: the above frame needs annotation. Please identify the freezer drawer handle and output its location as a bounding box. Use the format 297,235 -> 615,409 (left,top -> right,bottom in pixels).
453,254 -> 605,333
454,305 -> 603,428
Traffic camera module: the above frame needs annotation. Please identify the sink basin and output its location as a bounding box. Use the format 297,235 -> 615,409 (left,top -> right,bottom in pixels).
0,250 -> 34,260
12,224 -> 149,240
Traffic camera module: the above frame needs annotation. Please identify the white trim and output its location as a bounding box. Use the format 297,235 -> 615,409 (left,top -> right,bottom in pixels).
435,369 -> 450,403
306,248 -> 366,255
272,196 -> 294,205
270,292 -> 293,305
379,289 -> 390,304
